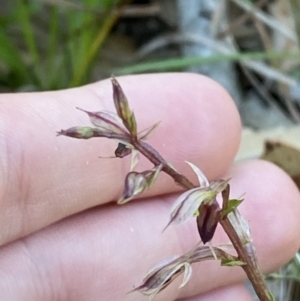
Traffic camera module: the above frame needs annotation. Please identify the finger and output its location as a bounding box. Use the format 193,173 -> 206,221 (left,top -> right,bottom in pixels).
177,284 -> 252,301
0,160 -> 299,301
0,73 -> 240,245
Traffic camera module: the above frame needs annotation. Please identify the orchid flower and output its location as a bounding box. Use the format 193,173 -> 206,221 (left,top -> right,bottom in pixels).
164,161 -> 230,244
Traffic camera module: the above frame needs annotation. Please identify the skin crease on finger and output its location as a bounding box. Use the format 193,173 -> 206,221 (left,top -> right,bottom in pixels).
0,160 -> 299,301
177,284 -> 253,301
0,73 -> 241,246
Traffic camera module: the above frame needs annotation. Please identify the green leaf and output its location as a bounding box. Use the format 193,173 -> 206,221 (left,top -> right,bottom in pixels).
221,259 -> 245,267
221,199 -> 243,218
268,292 -> 275,301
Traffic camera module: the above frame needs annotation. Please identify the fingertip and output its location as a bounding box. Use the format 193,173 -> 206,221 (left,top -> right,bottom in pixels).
228,159 -> 300,271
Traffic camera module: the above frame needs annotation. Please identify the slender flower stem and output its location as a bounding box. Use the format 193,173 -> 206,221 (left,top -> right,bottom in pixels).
220,218 -> 271,301
132,140 -> 195,189
133,139 -> 272,301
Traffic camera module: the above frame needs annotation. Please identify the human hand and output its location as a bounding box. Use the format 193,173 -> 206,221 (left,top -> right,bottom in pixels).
0,73 -> 299,301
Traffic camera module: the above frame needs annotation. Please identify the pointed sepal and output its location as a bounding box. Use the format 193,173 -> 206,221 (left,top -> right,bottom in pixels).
76,107 -> 127,135
138,120 -> 161,140
185,161 -> 209,187
142,164 -> 163,189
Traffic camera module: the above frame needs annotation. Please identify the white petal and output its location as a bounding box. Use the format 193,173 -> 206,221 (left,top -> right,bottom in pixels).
210,178 -> 231,193
130,150 -> 140,171
208,241 -> 218,261
185,161 -> 209,187
179,263 -> 192,288
163,188 -> 213,231
77,108 -> 126,133
145,255 -> 180,278
170,187 -> 203,214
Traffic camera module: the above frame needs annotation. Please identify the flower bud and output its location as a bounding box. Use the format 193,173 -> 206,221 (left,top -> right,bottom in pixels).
112,77 -> 137,136
118,172 -> 147,204
118,165 -> 162,204
58,126 -> 130,141
114,143 -> 132,158
57,127 -> 96,139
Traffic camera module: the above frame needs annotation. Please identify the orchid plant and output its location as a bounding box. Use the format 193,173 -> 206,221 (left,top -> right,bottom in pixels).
58,78 -> 274,301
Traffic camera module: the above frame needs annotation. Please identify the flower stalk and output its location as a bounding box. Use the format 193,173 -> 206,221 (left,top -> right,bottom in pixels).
58,77 -> 273,301
134,138 -> 272,301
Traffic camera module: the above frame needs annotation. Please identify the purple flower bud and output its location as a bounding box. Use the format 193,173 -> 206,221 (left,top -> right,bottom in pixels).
118,172 -> 147,204
197,199 -> 221,244
57,126 -> 130,141
118,165 -> 162,204
112,77 -> 137,136
57,127 -> 97,139
114,143 -> 132,158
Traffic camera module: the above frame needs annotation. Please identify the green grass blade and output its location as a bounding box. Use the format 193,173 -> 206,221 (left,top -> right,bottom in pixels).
16,0 -> 43,88
0,30 -> 30,85
17,0 -> 40,65
116,51 -> 300,75
70,0 -> 122,87
46,5 -> 59,88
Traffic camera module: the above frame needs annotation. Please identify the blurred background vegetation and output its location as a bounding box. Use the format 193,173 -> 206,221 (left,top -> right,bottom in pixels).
1,0 -> 300,300
0,0 -> 125,91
